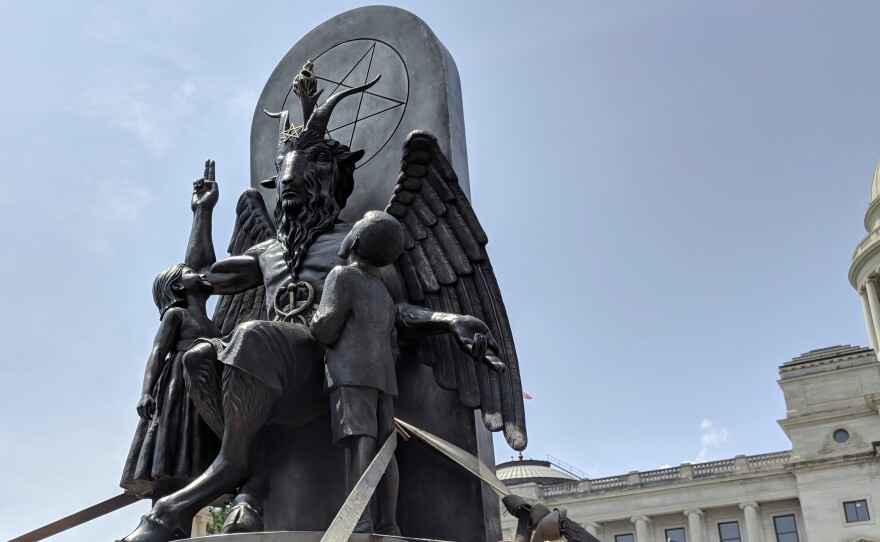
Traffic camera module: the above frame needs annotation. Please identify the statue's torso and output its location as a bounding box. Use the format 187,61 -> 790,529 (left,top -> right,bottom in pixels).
256,222 -> 353,320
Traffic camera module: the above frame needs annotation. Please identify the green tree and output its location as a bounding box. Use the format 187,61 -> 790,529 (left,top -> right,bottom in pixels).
207,505 -> 230,534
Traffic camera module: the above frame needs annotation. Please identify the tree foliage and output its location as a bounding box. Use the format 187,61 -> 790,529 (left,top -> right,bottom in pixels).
207,505 -> 230,534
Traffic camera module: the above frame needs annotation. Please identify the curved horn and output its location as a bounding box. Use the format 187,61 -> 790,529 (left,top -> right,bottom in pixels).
304,75 -> 381,137
266,110 -> 291,151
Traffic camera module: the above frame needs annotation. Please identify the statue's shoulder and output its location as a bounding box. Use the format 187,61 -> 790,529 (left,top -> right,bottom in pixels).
314,222 -> 353,245
246,238 -> 280,256
328,221 -> 354,238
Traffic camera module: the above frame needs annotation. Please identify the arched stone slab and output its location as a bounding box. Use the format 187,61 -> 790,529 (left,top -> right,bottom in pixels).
245,8 -> 499,542
250,5 -> 470,222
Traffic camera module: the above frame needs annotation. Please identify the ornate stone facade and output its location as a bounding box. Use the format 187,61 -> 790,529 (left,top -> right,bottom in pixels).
499,345 -> 880,542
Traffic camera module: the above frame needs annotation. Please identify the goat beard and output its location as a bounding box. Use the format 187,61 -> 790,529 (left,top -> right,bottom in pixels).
275,171 -> 342,279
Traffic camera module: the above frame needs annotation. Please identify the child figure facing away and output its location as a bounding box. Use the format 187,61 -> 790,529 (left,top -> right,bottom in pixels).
121,263 -> 221,501
310,210 -> 405,536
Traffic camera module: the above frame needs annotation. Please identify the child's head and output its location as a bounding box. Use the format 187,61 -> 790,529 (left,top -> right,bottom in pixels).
339,210 -> 404,267
153,263 -> 188,318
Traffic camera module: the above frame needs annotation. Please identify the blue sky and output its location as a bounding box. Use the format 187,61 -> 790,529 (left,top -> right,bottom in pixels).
2,2 -> 880,540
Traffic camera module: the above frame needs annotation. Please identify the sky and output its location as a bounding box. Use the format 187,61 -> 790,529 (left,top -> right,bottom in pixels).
2,1 -> 880,540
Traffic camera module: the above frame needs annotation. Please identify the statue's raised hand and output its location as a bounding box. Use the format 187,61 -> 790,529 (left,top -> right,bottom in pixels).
450,315 -> 507,374
192,158 -> 219,211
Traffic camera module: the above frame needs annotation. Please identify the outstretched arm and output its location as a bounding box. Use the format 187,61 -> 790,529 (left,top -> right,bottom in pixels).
382,265 -> 502,368
205,253 -> 264,295
186,159 -> 219,274
395,302 -> 505,373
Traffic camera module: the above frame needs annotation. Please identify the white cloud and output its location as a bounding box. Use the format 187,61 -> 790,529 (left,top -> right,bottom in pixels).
79,79 -> 197,155
693,418 -> 729,463
227,90 -> 260,118
94,178 -> 154,222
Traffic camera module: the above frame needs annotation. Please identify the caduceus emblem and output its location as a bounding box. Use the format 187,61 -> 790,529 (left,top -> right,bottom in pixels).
273,279 -> 316,325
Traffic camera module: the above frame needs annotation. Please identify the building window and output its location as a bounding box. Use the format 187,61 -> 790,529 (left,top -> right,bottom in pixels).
833,428 -> 850,443
718,521 -> 741,542
773,515 -> 799,542
615,535 -> 634,542
843,500 -> 871,522
665,527 -> 686,542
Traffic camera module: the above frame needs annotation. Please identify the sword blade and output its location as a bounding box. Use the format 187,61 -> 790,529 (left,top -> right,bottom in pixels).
394,418 -> 511,497
321,432 -> 398,542
8,493 -> 140,542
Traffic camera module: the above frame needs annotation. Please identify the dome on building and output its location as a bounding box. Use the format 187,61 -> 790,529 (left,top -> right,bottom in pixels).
496,458 -> 579,486
871,159 -> 880,202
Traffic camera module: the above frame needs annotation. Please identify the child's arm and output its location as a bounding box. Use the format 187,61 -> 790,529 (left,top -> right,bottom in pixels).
137,308 -> 183,420
310,267 -> 352,346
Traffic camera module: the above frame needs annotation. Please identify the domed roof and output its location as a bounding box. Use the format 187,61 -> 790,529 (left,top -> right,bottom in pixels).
872,159 -> 880,202
496,459 -> 578,486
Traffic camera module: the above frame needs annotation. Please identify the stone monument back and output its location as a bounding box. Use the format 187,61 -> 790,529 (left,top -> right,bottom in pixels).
249,8 -> 499,542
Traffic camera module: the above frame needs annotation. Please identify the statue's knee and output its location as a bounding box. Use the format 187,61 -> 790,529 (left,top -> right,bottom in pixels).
183,343 -> 215,374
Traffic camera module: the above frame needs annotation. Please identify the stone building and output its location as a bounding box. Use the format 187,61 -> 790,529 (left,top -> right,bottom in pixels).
497,168 -> 880,542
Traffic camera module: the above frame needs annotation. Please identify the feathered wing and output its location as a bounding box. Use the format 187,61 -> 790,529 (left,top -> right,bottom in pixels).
212,188 -> 275,334
385,130 -> 527,451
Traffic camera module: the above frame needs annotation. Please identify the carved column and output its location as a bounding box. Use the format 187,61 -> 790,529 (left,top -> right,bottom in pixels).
683,509 -> 704,542
191,507 -> 211,537
860,287 -> 880,354
864,279 -> 880,354
739,502 -> 764,542
631,516 -> 652,542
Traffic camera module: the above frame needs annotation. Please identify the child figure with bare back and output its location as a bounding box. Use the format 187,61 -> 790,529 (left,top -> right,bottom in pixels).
310,210 -> 405,536
121,262 -> 221,501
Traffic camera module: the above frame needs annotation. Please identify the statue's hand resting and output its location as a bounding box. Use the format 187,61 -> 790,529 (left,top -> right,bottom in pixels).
192,158 -> 219,211
450,315 -> 507,374
137,393 -> 156,420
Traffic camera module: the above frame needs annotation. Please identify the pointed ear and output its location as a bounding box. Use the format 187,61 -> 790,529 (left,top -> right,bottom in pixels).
338,149 -> 365,166
261,176 -> 277,189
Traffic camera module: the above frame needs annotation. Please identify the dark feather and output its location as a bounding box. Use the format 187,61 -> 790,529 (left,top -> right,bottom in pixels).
441,287 -> 480,408
403,149 -> 431,164
456,279 -> 503,429
394,190 -> 416,205
444,205 -> 484,262
401,208 -> 428,241
418,176 -> 447,216
421,228 -> 456,285
412,195 -> 438,227
474,263 -> 526,450
403,228 -> 415,250
407,244 -> 439,293
405,163 -> 427,177
395,253 -> 424,303
426,163 -> 456,202
386,201 -> 409,218
432,219 -> 472,275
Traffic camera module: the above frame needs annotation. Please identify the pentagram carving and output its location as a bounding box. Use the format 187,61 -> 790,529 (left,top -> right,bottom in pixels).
282,39 -> 410,168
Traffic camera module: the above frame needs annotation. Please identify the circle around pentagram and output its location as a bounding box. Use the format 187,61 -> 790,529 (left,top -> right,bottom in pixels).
282,39 -> 409,169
